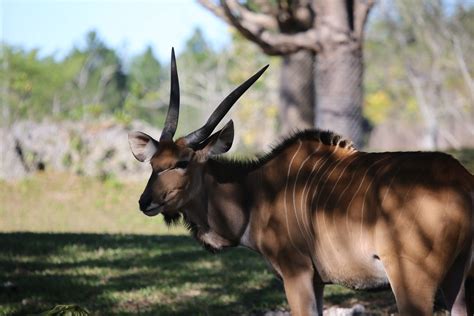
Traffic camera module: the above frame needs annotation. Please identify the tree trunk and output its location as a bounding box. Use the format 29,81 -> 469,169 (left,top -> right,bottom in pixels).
199,0 -> 373,146
315,45 -> 364,146
279,49 -> 315,133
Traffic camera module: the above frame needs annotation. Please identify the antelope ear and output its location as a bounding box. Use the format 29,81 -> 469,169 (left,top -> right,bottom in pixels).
128,131 -> 158,162
196,120 -> 234,160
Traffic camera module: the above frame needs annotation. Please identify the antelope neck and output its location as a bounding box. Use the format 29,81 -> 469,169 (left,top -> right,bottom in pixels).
185,160 -> 257,250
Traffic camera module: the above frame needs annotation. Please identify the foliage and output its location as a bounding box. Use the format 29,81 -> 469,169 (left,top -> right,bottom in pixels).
1,1 -> 473,150
1,31 -> 128,123
363,90 -> 392,125
160,29 -> 278,153
1,27 -> 273,132
129,46 -> 162,94
364,1 -> 474,149
1,27 -> 279,153
1,47 -> 69,120
123,46 -> 163,125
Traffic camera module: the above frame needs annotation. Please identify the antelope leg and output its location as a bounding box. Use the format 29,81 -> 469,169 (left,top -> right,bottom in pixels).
281,267 -> 318,316
383,256 -> 439,316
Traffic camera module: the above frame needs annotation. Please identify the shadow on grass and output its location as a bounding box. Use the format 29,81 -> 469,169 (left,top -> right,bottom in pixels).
0,233 -> 395,315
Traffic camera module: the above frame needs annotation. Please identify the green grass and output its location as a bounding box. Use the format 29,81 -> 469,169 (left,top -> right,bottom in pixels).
0,233 -> 284,315
0,233 -> 398,315
0,149 -> 472,315
0,172 -> 185,234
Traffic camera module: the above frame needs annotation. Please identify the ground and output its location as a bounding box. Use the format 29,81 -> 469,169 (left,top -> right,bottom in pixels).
0,149 -> 472,315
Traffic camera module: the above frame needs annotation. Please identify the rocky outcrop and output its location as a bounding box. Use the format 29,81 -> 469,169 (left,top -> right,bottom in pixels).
0,120 -> 161,181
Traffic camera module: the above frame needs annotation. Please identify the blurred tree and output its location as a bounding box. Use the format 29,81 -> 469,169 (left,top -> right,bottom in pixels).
122,46 -> 162,125
364,0 -> 474,150
68,30 -> 127,119
129,45 -> 162,96
126,28 -> 222,128
2,3 -> 472,152
163,28 -> 277,151
183,27 -> 214,64
1,30 -> 129,123
199,0 -> 375,146
1,46 -> 71,122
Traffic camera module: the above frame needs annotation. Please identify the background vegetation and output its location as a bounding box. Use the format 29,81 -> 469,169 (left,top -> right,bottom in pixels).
2,2 -> 474,152
1,0 -> 473,315
1,29 -> 278,153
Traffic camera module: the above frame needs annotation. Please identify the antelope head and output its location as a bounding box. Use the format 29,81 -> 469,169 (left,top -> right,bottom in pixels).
128,48 -> 268,221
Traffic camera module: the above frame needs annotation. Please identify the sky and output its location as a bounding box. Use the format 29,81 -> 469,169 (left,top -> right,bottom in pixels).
2,0 -> 468,63
1,0 -> 231,63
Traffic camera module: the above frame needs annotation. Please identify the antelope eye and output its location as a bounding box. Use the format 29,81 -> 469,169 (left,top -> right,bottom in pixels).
175,160 -> 189,169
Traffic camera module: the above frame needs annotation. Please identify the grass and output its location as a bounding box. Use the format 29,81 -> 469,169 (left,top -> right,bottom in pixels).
0,172 -> 185,234
0,233 -> 398,315
0,233 -> 284,315
0,149 -> 472,315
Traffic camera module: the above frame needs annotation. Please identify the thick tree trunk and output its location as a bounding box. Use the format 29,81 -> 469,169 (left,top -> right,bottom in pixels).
315,46 -> 364,146
313,0 -> 369,147
279,49 -> 315,133
199,0 -> 373,146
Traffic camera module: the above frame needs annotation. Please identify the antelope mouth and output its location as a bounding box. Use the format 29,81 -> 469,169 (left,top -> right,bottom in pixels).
143,203 -> 164,217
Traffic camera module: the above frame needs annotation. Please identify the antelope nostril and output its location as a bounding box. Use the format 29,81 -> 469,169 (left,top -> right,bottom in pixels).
139,197 -> 151,211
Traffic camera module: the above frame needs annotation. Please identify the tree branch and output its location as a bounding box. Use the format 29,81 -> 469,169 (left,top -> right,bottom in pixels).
453,36 -> 474,102
220,0 -> 320,55
253,0 -> 277,15
198,0 -> 228,22
198,0 -> 278,30
276,0 -> 314,32
229,0 -> 278,29
354,0 -> 376,40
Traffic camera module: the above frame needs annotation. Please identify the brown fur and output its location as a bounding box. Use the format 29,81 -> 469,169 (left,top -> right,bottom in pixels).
133,128 -> 474,316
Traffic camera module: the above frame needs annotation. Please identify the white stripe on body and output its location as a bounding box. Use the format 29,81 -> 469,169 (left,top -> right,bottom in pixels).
343,155 -> 393,243
302,147 -> 339,265
318,154 -> 361,258
300,143 -> 328,246
356,157 -> 396,257
310,151 -> 353,258
283,140 -> 306,256
293,144 -> 322,255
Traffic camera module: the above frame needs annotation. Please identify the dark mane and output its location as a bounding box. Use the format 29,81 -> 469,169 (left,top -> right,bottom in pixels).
209,129 -> 355,180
